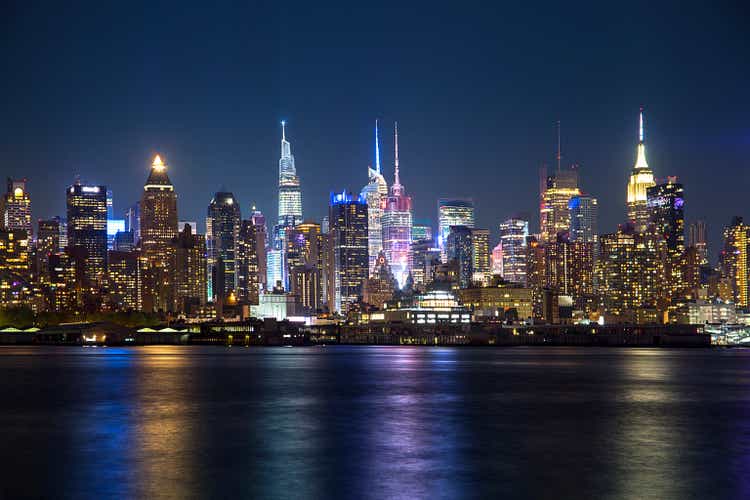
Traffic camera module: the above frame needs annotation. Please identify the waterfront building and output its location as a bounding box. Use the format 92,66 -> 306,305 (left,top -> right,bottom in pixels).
66,182 -> 107,286
688,220 -> 709,265
471,228 -> 490,285
328,191 -> 368,313
446,225 -> 473,289
367,289 -> 470,326
722,217 -> 749,307
626,107 -> 656,231
0,229 -> 30,305
498,218 -> 528,284
381,123 -> 412,287
2,178 -> 32,237
360,120 -> 389,274
363,251 -> 397,309
207,191 -> 241,302
438,199 -> 474,262
139,154 -> 178,312
458,283 -> 534,322
171,223 -> 207,313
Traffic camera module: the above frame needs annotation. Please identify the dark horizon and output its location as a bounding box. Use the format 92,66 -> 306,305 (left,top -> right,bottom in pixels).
1,1 -> 748,256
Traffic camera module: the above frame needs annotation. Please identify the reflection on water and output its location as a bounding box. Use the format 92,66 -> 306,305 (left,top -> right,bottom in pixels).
0,346 -> 749,499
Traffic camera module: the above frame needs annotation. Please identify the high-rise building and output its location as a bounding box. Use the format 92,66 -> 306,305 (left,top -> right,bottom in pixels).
124,203 -> 140,244
207,191 -> 241,301
360,120 -> 389,275
446,225 -> 473,289
363,251 -> 397,309
237,220 -> 262,305
381,123 -> 412,288
438,199 -> 474,262
66,183 -> 107,286
36,218 -> 61,283
540,166 -> 580,242
328,191 -> 368,313
626,107 -> 656,231
569,195 -> 598,244
410,238 -> 441,291
249,206 -> 268,291
648,177 -> 685,297
171,223 -> 207,313
139,154 -> 178,312
107,250 -> 140,311
277,121 -> 303,228
688,220 -> 709,265
498,218 -> 528,285
471,228 -> 490,285
491,242 -> 503,276
266,249 -> 283,291
0,229 -> 31,305
722,217 -> 749,307
412,223 -> 432,243
2,178 -> 32,237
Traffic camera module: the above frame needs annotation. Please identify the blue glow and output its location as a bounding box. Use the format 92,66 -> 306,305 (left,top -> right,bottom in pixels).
330,191 -> 366,205
674,197 -> 684,209
568,196 -> 581,210
107,219 -> 125,236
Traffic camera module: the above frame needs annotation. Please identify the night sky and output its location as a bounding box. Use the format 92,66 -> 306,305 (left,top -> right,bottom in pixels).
1,1 -> 748,258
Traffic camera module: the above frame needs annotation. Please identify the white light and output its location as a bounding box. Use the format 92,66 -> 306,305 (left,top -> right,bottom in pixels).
82,186 -> 100,193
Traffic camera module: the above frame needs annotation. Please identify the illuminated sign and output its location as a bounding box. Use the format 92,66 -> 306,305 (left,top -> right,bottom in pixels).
82,186 -> 100,193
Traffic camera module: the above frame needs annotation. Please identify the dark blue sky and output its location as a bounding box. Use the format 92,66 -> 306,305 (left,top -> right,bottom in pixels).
1,1 -> 748,258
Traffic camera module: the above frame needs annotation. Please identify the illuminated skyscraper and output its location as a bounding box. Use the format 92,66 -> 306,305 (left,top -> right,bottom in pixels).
66,183 -> 107,285
277,120 -> 302,228
249,206 -> 268,290
438,199 -> 474,262
471,228 -> 490,285
722,217 -> 749,307
171,223 -> 207,313
381,123 -> 413,287
328,191 -> 368,313
627,107 -> 656,231
688,220 -> 708,265
36,218 -> 61,283
140,154 -> 178,311
107,250 -> 140,311
647,177 -> 685,297
446,225 -> 473,289
236,220 -> 261,305
360,120 -> 389,275
2,178 -> 32,237
540,166 -> 580,242
411,223 -> 432,243
207,191 -> 241,301
0,229 -> 31,306
498,218 -> 528,284
569,195 -> 598,244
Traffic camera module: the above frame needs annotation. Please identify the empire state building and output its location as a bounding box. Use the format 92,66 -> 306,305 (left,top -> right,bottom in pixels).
626,107 -> 655,231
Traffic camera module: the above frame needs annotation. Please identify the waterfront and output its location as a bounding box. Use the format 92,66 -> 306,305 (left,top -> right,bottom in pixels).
0,346 -> 749,499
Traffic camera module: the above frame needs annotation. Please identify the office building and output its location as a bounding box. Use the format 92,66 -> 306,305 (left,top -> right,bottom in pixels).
446,225 -> 473,289
438,199 -> 474,262
207,191 -> 241,301
626,108 -> 656,231
688,220 -> 709,265
66,183 -> 107,285
471,228 -> 490,285
360,120 -> 389,274
381,123 -> 412,287
171,223 -> 207,313
722,217 -> 749,307
2,178 -> 32,237
328,191 -> 368,313
237,220 -> 262,305
569,195 -> 598,244
498,218 -> 528,284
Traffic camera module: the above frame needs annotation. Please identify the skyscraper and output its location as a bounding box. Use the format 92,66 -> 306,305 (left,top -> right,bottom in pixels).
140,154 -> 178,311
236,220 -> 261,305
411,223 -> 432,243
438,199 -> 474,262
360,120 -> 388,275
647,177 -> 685,297
688,220 -> 708,265
249,206 -> 268,290
381,123 -> 413,288
171,223 -> 207,313
626,107 -> 656,231
447,225 -> 473,289
277,120 -> 302,229
540,166 -> 580,242
2,178 -> 32,237
722,217 -> 748,307
471,228 -> 490,285
36,218 -> 61,283
328,191 -> 368,313
498,218 -> 528,284
66,183 -> 107,285
207,191 -> 241,301
569,195 -> 598,244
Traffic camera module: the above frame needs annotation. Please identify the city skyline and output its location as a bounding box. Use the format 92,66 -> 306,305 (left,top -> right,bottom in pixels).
1,3 -> 747,255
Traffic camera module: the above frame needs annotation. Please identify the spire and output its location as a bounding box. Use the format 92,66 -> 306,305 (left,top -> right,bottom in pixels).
634,106 -> 649,171
281,120 -> 286,141
375,119 -> 381,174
394,121 -> 400,187
556,120 -> 562,172
280,120 -> 292,160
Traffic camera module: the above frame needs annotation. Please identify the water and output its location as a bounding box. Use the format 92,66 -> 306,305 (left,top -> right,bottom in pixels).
0,346 -> 748,499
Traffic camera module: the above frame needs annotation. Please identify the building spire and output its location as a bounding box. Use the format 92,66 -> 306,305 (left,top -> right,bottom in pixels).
634,106 -> 649,170
281,120 -> 286,141
375,119 -> 381,174
394,121 -> 400,187
556,120 -> 562,172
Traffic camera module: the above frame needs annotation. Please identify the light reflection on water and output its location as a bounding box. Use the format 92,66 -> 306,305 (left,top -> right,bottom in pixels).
0,346 -> 749,499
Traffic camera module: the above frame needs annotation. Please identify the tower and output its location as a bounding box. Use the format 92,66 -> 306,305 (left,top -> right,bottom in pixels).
207,191 -> 241,301
381,122 -> 413,287
66,182 -> 107,286
360,120 -> 388,275
2,179 -> 32,237
626,107 -> 656,231
328,191 -> 368,313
